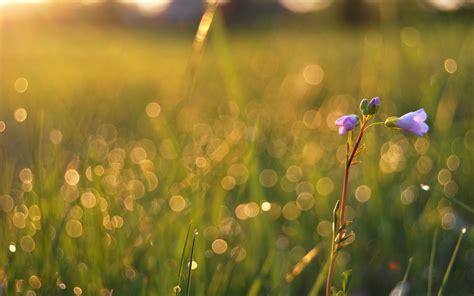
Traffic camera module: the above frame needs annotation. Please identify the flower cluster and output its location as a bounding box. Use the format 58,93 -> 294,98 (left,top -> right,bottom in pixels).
335,97 -> 429,137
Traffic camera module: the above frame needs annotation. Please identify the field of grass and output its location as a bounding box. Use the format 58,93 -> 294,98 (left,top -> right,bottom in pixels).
0,8 -> 473,295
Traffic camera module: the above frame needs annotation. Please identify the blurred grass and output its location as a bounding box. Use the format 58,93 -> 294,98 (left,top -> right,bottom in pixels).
0,10 -> 474,295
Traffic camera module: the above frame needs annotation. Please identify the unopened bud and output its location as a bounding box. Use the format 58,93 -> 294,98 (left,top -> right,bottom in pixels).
367,97 -> 380,115
359,98 -> 369,116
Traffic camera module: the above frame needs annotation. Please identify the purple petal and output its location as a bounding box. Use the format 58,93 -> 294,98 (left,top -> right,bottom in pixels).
396,112 -> 415,130
369,97 -> 380,107
339,126 -> 348,135
413,108 -> 427,122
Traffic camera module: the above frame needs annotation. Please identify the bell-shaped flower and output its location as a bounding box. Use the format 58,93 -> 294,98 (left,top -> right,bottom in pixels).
335,115 -> 359,135
385,108 -> 429,136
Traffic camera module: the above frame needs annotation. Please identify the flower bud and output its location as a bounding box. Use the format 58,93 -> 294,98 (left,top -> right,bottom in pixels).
367,97 -> 380,115
359,98 -> 369,116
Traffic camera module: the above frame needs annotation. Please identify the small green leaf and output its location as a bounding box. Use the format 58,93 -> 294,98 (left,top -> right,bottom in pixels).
336,221 -> 352,235
332,200 -> 341,233
341,269 -> 352,293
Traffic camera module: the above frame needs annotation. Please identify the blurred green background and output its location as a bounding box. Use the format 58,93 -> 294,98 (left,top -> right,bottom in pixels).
0,1 -> 473,295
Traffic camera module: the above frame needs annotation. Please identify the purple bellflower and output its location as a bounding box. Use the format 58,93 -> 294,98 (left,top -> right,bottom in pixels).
385,108 -> 429,136
335,115 -> 360,135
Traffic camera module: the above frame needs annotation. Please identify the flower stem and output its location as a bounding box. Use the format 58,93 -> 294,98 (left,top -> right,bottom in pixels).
365,121 -> 385,129
339,119 -> 367,227
325,119 -> 367,295
325,201 -> 340,296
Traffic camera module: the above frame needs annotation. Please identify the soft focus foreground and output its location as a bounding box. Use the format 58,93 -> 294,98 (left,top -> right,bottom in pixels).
0,3 -> 473,295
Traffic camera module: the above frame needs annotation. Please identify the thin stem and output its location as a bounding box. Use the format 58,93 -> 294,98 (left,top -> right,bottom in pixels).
339,119 -> 367,227
326,117 -> 370,296
428,229 -> 438,296
326,119 -> 368,295
437,227 -> 467,296
399,257 -> 413,296
326,201 -> 340,296
186,229 -> 198,296
365,121 -> 385,129
175,223 -> 192,295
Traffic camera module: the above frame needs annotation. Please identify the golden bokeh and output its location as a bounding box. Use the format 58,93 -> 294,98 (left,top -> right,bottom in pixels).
28,275 -> 41,289
211,239 -> 228,254
64,169 -> 80,186
145,102 -> 161,118
444,58 -> 457,74
221,175 -> 236,191
169,195 -> 186,212
355,185 -> 371,203
14,77 -> 28,93
66,219 -> 83,238
19,168 -> 33,183
0,195 -> 14,212
261,201 -> 271,212
316,177 -> 334,196
446,154 -> 460,171
80,191 -> 97,208
282,201 -> 300,220
296,192 -> 314,211
259,169 -> 278,188
14,108 -> 28,122
303,64 -> 324,86
20,235 -> 35,252
73,287 -> 83,295
49,129 -> 63,145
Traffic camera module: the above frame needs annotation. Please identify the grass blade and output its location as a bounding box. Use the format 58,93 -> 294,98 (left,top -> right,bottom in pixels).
308,258 -> 330,296
174,223 -> 192,296
437,227 -> 467,296
428,229 -> 438,296
186,229 -> 198,296
399,257 -> 413,296
285,245 -> 322,283
420,184 -> 474,216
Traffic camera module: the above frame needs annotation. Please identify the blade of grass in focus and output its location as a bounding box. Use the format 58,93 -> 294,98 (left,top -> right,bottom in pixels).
174,223 -> 192,296
399,257 -> 413,296
423,185 -> 474,216
185,229 -> 198,296
437,228 -> 467,296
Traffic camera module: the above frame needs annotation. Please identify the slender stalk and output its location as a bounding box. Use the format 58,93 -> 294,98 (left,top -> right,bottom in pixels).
428,229 -> 439,296
174,223 -> 192,296
326,119 -> 367,296
186,229 -> 198,296
399,257 -> 413,296
365,121 -> 385,129
437,227 -> 467,296
339,119 -> 367,233
326,201 -> 340,296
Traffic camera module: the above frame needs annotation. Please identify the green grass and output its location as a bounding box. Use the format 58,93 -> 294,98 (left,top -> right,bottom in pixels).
0,10 -> 473,295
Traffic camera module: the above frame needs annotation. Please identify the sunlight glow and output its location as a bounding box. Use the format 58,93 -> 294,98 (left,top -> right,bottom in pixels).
428,0 -> 464,11
279,0 -> 333,13
118,0 -> 172,16
0,0 -> 47,4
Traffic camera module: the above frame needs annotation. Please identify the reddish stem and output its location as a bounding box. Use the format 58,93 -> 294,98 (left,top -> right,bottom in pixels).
326,119 -> 367,296
339,120 -> 366,227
